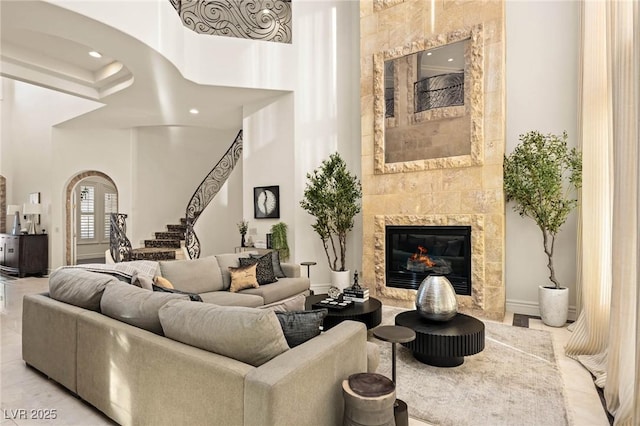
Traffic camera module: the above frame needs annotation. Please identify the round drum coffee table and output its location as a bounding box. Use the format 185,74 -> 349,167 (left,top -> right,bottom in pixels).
305,294 -> 382,330
395,311 -> 484,367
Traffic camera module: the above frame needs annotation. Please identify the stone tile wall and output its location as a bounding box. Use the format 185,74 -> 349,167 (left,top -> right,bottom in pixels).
361,0 -> 505,320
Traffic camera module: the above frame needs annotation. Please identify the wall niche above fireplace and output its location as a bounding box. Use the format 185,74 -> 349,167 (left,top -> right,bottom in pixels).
386,225 -> 471,295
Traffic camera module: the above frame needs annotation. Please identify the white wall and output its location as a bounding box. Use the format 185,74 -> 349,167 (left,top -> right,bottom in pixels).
505,1 -> 580,316
131,126 -> 241,256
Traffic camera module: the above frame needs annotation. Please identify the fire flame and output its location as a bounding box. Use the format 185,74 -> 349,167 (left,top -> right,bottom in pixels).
409,246 -> 435,267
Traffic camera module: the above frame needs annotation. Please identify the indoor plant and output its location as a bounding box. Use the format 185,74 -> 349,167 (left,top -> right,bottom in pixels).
300,153 -> 362,289
503,130 -> 582,326
270,222 -> 290,262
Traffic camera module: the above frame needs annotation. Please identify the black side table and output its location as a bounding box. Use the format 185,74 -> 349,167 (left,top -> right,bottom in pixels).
373,325 -> 416,426
300,261 -> 316,279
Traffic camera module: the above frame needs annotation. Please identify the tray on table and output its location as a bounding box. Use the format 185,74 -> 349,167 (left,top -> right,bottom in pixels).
312,297 -> 353,310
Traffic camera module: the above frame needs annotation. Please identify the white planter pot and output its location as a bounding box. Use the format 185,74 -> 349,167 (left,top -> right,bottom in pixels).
331,270 -> 350,291
538,285 -> 569,327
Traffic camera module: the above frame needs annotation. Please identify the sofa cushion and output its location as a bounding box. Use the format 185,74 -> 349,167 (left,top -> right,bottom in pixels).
199,291 -> 264,307
100,282 -> 190,335
239,277 -> 310,305
159,256 -> 223,294
275,309 -> 327,348
131,271 -> 153,290
49,268 -> 120,312
229,264 -> 259,292
251,251 -> 286,278
159,300 -> 289,367
239,252 -> 277,285
215,253 -> 252,290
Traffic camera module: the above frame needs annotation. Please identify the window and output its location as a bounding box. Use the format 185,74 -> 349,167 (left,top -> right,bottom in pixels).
104,192 -> 118,239
79,185 -> 95,240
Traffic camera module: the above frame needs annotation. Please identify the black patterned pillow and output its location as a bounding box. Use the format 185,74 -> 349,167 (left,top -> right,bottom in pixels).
239,252 -> 277,285
251,251 -> 286,278
275,309 -> 328,348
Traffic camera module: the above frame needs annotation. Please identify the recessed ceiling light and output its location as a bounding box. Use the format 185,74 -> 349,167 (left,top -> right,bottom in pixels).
89,51 -> 102,58
189,108 -> 199,114
447,58 -> 454,62
262,9 -> 269,14
426,52 -> 432,56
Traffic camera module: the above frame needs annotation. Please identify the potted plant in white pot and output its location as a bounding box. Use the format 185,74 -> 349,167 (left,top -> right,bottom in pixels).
300,152 -> 362,290
504,130 -> 582,327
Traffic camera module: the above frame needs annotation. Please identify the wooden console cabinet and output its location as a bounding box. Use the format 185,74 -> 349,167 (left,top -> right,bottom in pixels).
0,234 -> 48,277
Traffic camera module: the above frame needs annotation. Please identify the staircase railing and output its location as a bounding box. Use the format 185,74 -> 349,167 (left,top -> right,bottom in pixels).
110,213 -> 133,263
185,129 -> 243,259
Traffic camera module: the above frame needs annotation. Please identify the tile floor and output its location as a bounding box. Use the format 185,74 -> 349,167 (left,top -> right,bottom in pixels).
1,276 -> 610,426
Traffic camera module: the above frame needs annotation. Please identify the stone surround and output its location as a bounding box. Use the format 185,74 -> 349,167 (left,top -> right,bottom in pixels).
360,0 -> 505,320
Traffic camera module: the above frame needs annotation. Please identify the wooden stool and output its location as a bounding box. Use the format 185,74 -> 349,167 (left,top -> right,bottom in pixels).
342,373 -> 396,426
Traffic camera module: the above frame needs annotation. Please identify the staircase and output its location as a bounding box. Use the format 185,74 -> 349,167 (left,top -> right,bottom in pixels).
130,218 -> 187,261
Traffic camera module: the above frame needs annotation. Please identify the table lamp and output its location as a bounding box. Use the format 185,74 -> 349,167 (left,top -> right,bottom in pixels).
23,203 -> 42,234
7,205 -> 21,235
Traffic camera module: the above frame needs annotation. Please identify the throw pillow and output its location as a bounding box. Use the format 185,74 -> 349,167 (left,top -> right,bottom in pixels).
240,252 -> 277,285
131,271 -> 154,290
275,309 -> 328,348
158,256 -> 224,293
152,284 -> 203,302
251,251 -> 286,278
159,300 -> 289,367
154,276 -> 174,289
229,264 -> 259,292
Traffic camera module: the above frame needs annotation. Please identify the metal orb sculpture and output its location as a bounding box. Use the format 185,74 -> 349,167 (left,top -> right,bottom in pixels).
415,274 -> 458,321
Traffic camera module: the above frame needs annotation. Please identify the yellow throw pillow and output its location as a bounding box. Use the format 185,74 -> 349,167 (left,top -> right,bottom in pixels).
154,275 -> 174,289
229,264 -> 259,292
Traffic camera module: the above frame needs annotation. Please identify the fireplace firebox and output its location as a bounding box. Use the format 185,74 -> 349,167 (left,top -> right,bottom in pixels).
386,225 -> 471,295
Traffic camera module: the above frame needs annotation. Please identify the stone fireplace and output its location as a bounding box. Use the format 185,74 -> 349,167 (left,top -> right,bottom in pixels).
360,1 -> 505,320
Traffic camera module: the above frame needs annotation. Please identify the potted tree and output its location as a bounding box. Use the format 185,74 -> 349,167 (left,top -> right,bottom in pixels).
504,130 -> 582,326
300,153 -> 362,290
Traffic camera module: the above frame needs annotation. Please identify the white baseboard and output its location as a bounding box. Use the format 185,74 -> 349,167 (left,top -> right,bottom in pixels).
310,283 -> 331,295
506,299 -> 577,322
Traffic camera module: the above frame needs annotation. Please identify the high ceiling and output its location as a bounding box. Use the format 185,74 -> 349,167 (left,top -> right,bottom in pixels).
0,1 -> 286,130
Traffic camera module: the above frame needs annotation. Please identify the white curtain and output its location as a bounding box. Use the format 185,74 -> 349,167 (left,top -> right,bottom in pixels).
565,1 -> 639,425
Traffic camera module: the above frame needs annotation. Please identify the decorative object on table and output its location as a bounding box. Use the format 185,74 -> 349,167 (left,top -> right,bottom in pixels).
23,202 -> 42,235
300,152 -> 362,289
344,271 -> 370,302
7,205 -> 21,235
312,296 -> 353,311
327,285 -> 341,299
28,192 -> 41,224
237,219 -> 248,247
269,222 -> 290,261
503,130 -> 582,327
415,274 -> 457,321
253,185 -> 280,219
373,325 -> 416,426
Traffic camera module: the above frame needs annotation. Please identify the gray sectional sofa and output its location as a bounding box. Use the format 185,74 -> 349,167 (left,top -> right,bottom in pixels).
22,253 -> 372,425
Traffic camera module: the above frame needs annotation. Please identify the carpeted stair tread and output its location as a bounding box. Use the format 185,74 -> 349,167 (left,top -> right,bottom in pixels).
130,247 -> 176,261
167,224 -> 187,232
180,218 -> 187,225
144,239 -> 181,249
155,231 -> 184,240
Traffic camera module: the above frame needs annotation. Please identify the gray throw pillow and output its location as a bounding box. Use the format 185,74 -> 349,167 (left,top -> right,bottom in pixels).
49,268 -> 120,312
275,309 -> 328,348
251,251 -> 286,278
240,252 -> 277,285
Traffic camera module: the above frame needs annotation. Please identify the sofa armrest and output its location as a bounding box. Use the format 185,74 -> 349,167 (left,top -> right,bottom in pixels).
244,321 -> 367,426
280,262 -> 301,278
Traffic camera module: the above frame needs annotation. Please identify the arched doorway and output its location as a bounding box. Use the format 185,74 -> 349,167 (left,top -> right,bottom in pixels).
65,171 -> 118,265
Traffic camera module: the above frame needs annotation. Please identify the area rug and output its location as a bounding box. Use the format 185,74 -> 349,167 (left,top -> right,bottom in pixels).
371,307 -> 569,426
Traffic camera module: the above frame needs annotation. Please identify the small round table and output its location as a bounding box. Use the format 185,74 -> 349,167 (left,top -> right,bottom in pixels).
373,326 -> 416,426
395,311 -> 485,367
300,261 -> 317,279
305,294 -> 382,330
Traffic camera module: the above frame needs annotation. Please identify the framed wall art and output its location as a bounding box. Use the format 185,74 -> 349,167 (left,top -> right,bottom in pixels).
253,186 -> 280,219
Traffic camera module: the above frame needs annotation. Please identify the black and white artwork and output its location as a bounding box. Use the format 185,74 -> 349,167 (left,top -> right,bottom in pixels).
253,186 -> 280,219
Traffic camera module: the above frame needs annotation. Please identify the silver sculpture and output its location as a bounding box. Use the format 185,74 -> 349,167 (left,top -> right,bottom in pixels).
415,274 -> 458,321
